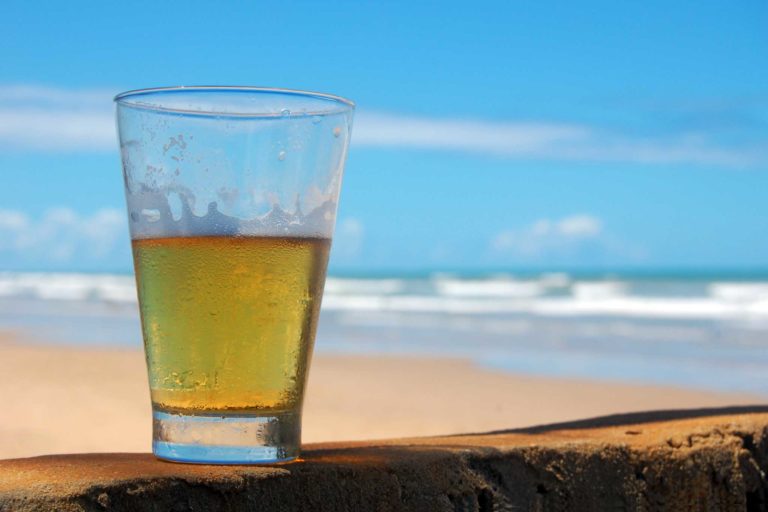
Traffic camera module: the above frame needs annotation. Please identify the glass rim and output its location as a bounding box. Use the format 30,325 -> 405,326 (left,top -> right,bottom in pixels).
114,86 -> 355,118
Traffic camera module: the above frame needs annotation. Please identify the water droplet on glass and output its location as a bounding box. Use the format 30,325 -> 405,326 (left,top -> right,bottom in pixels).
333,126 -> 342,137
278,150 -> 287,161
311,116 -> 322,125
280,108 -> 291,116
141,209 -> 161,223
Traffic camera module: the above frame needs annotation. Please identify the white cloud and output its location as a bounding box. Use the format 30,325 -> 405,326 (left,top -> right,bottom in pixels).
556,215 -> 603,238
0,85 -> 116,151
491,230 -> 517,252
0,85 -> 113,105
0,207 -> 127,262
334,217 -> 365,259
0,84 -> 763,167
491,214 -> 604,256
354,112 -> 589,154
355,112 -> 763,167
0,210 -> 29,231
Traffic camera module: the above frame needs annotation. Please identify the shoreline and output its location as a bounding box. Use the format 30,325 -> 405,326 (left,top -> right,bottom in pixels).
0,336 -> 761,459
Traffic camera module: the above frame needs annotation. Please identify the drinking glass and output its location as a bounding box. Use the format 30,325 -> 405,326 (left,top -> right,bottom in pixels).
115,86 -> 354,464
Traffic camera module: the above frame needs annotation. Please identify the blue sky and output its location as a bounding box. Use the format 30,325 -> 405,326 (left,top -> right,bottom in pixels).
0,0 -> 766,272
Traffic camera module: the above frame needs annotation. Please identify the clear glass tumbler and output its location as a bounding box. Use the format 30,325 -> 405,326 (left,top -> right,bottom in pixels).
115,87 -> 354,464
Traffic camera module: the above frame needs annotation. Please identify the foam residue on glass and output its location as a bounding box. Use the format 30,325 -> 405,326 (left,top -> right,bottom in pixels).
118,102 -> 352,240
126,189 -> 338,239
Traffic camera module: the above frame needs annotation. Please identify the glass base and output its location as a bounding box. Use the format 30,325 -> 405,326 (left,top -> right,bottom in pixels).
152,410 -> 300,464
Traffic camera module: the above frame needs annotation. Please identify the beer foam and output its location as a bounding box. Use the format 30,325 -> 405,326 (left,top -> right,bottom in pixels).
126,187 -> 337,240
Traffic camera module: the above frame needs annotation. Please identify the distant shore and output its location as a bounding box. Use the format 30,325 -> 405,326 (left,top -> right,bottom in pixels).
0,334 -> 760,460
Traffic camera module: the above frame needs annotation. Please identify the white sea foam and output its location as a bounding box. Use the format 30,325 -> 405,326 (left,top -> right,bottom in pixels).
0,272 -> 136,303
2,272 -> 768,321
538,272 -> 571,288
572,280 -> 627,300
319,293 -> 766,319
433,277 -> 545,298
324,278 -> 405,295
529,297 -> 739,319
709,282 -> 768,303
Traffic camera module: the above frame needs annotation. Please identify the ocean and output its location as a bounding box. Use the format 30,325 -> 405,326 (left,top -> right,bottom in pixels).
1,270 -> 767,395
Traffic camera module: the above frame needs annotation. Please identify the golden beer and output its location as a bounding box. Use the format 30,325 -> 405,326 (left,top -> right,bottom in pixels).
132,236 -> 330,415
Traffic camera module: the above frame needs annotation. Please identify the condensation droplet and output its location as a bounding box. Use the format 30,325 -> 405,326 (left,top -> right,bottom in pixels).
278,150 -> 287,161
311,116 -> 322,125
280,108 -> 291,116
141,209 -> 161,222
333,126 -> 342,137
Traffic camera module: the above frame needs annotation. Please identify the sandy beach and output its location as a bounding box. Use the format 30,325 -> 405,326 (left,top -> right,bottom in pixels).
0,333 -> 761,460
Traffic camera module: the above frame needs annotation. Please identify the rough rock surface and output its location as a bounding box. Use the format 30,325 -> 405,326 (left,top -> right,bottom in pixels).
2,407 -> 768,511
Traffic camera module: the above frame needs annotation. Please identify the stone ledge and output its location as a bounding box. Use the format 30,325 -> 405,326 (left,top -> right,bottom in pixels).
2,406 -> 768,511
